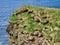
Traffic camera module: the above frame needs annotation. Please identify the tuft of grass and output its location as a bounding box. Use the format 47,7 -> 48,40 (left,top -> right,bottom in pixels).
10,15 -> 17,22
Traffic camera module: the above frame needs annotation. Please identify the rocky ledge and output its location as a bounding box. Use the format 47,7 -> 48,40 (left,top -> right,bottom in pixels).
6,6 -> 60,45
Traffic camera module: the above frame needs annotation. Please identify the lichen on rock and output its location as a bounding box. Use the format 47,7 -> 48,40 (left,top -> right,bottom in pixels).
6,6 -> 60,45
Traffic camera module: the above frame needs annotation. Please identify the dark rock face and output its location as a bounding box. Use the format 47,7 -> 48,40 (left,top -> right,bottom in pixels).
6,6 -> 60,45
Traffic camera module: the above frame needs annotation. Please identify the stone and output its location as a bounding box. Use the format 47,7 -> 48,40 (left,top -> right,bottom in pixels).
12,42 -> 15,44
23,31 -> 29,34
43,16 -> 47,19
12,44 -> 15,45
54,27 -> 59,30
34,28 -> 39,31
38,33 -> 42,37
28,36 -> 35,41
36,19 -> 41,23
44,26 -> 49,30
23,25 -> 28,28
18,18 -> 23,20
31,16 -> 35,20
9,31 -> 13,36
40,11 -> 45,14
14,24 -> 17,29
43,20 -> 49,24
15,35 -> 18,39
42,42 -> 48,45
34,31 -> 39,36
16,8 -> 28,15
39,34 -> 44,37
28,10 -> 33,13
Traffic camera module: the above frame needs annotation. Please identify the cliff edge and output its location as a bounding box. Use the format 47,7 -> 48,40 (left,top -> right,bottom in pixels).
6,6 -> 60,45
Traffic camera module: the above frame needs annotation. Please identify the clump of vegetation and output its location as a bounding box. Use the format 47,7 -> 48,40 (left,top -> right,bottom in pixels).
7,6 -> 60,45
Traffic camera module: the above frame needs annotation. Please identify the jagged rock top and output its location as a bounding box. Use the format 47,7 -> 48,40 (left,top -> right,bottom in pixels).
7,6 -> 60,45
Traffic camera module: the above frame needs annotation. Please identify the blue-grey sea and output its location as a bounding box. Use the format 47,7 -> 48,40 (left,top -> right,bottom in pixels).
0,0 -> 60,45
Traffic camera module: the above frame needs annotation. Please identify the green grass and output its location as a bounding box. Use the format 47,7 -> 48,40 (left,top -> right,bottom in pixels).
10,15 -> 17,22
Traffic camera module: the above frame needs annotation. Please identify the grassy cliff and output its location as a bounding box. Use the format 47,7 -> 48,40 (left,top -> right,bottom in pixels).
6,6 -> 60,45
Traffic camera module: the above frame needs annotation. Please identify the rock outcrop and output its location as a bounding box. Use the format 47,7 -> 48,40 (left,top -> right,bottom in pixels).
6,6 -> 60,45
